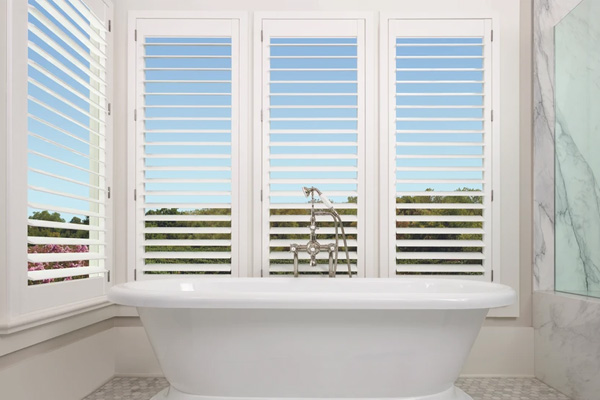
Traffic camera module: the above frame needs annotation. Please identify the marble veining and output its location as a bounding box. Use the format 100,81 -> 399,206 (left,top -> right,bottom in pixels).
533,1 -> 600,398
534,291 -> 600,400
553,0 -> 600,295
533,0 -> 584,291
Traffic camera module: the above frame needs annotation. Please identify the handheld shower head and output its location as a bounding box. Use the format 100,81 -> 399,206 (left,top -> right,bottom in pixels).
319,193 -> 334,209
302,186 -> 313,198
301,187 -> 334,209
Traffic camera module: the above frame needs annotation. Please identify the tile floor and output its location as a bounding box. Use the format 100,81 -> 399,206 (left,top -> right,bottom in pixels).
85,377 -> 571,400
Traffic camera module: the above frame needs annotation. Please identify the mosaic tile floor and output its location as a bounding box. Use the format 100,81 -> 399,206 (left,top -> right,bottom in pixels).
85,377 -> 571,400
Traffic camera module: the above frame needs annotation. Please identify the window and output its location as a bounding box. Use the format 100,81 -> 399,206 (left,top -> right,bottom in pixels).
127,14 -> 508,287
384,19 -> 494,278
26,0 -> 110,294
132,18 -> 242,278
259,19 -> 366,276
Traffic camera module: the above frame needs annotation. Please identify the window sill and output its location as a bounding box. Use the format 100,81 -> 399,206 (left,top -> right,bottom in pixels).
0,296 -> 113,336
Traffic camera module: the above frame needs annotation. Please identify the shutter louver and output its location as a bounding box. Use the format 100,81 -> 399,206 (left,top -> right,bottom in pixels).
27,0 -> 109,283
388,20 -> 492,278
261,20 -> 365,276
135,19 -> 240,278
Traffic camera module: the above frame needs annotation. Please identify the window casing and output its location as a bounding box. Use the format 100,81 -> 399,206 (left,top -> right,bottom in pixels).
126,13 -> 504,288
20,0 -> 112,313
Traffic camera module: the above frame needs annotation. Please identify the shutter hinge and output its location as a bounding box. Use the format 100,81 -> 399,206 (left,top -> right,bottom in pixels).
134,189 -> 137,201
134,109 -> 137,121
261,110 -> 263,122
491,190 -> 494,202
134,29 -> 137,41
134,269 -> 137,281
107,270 -> 111,282
261,30 -> 264,42
108,20 -> 112,32
107,186 -> 111,199
491,269 -> 494,281
107,103 -> 111,116
491,109 -> 494,122
491,30 -> 494,42
260,189 -> 263,202
260,269 -> 264,277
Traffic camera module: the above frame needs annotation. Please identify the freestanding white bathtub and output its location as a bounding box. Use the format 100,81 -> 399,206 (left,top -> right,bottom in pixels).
108,278 -> 515,400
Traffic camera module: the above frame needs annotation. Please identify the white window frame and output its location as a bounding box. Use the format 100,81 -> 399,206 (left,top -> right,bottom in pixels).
1,0 -> 114,332
252,12 -> 377,278
381,12 -> 519,317
126,11 -> 249,280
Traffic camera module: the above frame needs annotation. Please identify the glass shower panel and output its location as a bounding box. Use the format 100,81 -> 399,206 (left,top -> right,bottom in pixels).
555,0 -> 600,297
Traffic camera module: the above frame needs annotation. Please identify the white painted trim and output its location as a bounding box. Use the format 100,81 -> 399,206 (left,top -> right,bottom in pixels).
237,16 -> 250,277
0,298 -> 111,336
6,0 -> 30,320
254,11 -> 377,20
252,12 -> 263,278
105,0 -> 115,292
363,13 -> 378,278
0,0 -> 10,326
126,12 -> 137,283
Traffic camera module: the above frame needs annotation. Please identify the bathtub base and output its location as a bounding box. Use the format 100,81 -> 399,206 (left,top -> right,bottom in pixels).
150,385 -> 472,400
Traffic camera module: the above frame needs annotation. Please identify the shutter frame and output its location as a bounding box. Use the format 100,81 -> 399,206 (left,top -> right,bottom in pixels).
387,19 -> 493,279
27,0 -> 110,284
134,18 -> 241,278
260,19 -> 366,277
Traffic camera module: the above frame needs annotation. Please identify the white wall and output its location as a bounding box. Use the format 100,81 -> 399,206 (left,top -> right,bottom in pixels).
0,321 -> 115,400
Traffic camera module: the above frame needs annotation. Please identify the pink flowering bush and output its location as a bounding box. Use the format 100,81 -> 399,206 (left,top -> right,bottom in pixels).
28,244 -> 89,285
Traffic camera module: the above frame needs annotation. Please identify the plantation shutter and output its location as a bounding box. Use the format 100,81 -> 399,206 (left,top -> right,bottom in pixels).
260,19 -> 365,276
134,19 -> 240,278
27,0 -> 110,285
387,19 -> 493,278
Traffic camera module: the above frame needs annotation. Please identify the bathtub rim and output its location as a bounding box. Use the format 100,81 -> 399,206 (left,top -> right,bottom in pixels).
108,277 -> 516,310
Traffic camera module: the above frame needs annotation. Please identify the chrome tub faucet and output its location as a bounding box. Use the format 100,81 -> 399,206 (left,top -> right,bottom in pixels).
290,187 -> 352,278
